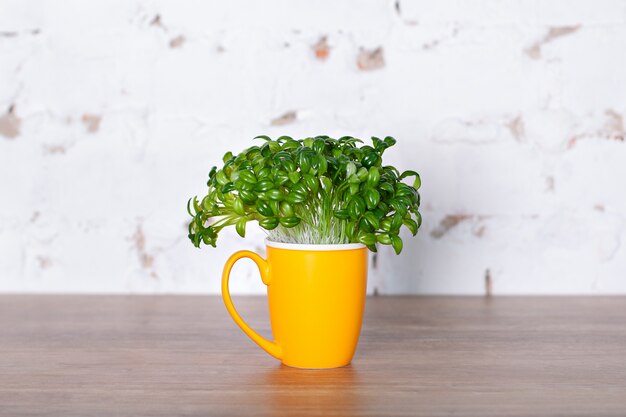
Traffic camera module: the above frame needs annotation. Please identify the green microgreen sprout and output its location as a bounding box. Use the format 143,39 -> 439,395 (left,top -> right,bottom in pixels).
187,135 -> 421,254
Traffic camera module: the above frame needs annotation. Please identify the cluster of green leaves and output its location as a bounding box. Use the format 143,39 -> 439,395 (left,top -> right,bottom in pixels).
187,135 -> 421,254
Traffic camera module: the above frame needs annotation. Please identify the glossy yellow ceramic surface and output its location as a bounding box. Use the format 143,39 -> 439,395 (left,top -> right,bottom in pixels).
221,241 -> 368,369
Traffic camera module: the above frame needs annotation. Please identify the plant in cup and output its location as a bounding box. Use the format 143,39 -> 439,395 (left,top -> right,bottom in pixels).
187,135 -> 421,253
187,135 -> 422,369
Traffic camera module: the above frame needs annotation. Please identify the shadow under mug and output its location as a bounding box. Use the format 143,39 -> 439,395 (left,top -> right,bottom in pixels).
221,240 -> 368,369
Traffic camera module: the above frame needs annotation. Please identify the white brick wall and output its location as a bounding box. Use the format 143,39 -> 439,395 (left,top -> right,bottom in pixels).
1,0 -> 625,294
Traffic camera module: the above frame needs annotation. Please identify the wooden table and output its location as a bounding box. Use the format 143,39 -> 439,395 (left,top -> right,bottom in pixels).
1,296 -> 625,416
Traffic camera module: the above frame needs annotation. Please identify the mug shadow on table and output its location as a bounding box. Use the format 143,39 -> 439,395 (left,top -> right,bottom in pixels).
257,364 -> 363,415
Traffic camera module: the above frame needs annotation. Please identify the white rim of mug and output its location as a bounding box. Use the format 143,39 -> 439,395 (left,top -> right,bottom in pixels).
265,239 -> 366,251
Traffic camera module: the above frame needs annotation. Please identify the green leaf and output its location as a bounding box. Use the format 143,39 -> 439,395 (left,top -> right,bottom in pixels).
348,196 -> 365,219
340,136 -> 363,145
358,232 -> 376,246
316,156 -> 328,175
282,159 -> 296,173
221,182 -> 235,194
187,198 -> 195,216
236,180 -> 254,191
376,233 -> 392,244
288,171 -> 300,184
363,211 -> 380,229
361,152 -> 379,168
215,170 -> 228,186
356,167 -> 368,182
239,170 -> 257,184
399,170 -> 421,190
222,151 -> 234,163
334,209 -> 350,220
312,139 -> 325,154
348,200 -> 358,219
254,135 -> 272,141
259,217 -> 279,230
346,161 -> 357,178
298,152 -> 312,173
391,211 -> 403,231
403,218 -> 418,236
279,216 -> 301,228
235,218 -> 247,237
239,190 -> 256,203
413,174 -> 421,190
372,136 -> 384,152
257,167 -> 271,179
364,188 -> 380,210
281,139 -> 300,150
255,179 -> 274,192
367,167 -> 381,187
280,202 -> 294,217
291,182 -> 308,195
303,174 -> 319,194
274,174 -> 289,186
233,198 -> 245,216
207,166 -> 217,181
395,183 -> 415,197
354,196 -> 366,214
384,136 -> 397,147
286,192 -> 306,204
267,189 -> 285,201
320,177 -> 332,192
390,235 -> 403,254
349,174 -> 361,184
256,200 -> 274,217
379,182 -> 394,194
346,220 -> 358,239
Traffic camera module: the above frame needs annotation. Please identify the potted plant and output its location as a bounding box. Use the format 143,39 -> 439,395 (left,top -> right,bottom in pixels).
187,135 -> 421,369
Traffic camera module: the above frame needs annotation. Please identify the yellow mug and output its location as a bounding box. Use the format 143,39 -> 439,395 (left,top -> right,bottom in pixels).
222,240 -> 368,369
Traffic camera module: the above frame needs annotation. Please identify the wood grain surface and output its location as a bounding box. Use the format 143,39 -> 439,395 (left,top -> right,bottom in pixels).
1,296 -> 625,416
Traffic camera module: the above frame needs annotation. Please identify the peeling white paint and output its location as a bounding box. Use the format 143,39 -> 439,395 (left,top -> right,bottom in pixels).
0,0 -> 625,294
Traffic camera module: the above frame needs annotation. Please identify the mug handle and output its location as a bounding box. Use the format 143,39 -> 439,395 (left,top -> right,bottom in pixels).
221,250 -> 282,360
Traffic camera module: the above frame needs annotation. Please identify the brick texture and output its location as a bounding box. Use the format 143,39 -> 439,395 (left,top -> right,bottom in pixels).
1,0 -> 625,294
